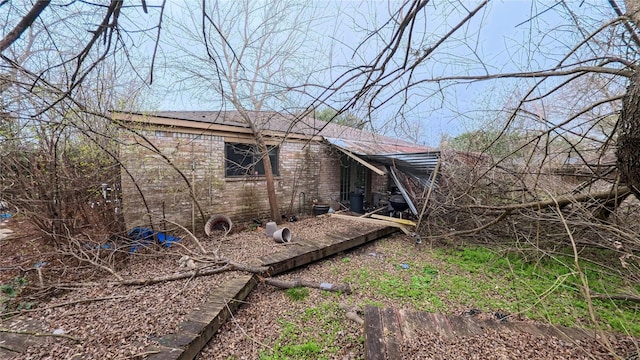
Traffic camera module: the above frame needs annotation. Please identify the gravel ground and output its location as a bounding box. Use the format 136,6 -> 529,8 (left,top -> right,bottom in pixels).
1,216 -> 638,359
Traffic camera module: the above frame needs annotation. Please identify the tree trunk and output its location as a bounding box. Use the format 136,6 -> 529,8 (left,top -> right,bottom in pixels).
255,133 -> 282,224
617,69 -> 640,198
232,106 -> 281,224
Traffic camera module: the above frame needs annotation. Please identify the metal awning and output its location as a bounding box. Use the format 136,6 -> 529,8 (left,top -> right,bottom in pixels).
325,137 -> 441,215
325,137 -> 440,182
332,146 -> 386,176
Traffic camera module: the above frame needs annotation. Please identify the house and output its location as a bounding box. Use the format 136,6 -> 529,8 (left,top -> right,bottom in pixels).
111,111 -> 440,229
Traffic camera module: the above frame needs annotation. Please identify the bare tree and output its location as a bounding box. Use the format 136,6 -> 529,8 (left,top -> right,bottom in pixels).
617,0 -> 640,198
0,1 -> 165,237
166,0 -> 326,223
328,0 -> 639,201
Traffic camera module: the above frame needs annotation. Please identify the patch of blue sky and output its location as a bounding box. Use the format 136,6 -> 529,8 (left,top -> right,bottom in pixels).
136,1 -> 618,147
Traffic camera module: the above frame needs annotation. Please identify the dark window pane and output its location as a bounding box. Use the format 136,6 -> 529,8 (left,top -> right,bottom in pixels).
225,142 -> 279,177
268,146 -> 279,176
225,143 -> 254,177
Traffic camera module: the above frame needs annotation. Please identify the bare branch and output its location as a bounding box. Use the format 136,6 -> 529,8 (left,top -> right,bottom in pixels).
0,0 -> 50,52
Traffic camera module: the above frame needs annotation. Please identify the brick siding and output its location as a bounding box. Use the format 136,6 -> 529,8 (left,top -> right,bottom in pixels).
119,128 -> 343,228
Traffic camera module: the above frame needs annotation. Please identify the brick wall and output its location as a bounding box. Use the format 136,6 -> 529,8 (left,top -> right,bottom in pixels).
119,128 -> 341,228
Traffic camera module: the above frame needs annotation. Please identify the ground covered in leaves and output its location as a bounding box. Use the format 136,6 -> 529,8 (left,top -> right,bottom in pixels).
1,215 -> 638,359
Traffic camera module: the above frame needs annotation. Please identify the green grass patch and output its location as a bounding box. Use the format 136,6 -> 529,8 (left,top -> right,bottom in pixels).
345,264 -> 444,311
436,246 -> 639,335
259,303 -> 351,360
1,276 -> 33,314
284,287 -> 309,301
345,242 -> 639,336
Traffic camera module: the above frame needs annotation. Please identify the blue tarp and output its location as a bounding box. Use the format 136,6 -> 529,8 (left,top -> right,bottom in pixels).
127,227 -> 180,253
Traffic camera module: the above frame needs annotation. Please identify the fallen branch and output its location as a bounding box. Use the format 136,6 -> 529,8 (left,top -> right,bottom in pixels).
50,260 -> 269,288
466,186 -> 631,211
64,240 -> 124,282
0,344 -> 19,353
590,292 -> 640,302
159,217 -> 207,254
345,311 -> 364,325
339,303 -> 364,325
263,278 -> 352,294
119,261 -> 268,286
427,210 -> 511,239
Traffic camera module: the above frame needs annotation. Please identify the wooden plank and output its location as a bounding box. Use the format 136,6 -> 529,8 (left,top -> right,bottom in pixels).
511,321 -> 547,337
559,326 -> 592,341
330,214 -> 411,234
381,308 -> 402,359
365,306 -> 387,360
396,309 -> 415,339
147,275 -> 257,360
446,315 -> 482,337
334,146 -> 386,176
364,308 -> 604,360
434,313 -> 456,338
359,207 -> 387,218
260,226 -> 397,276
370,214 -> 416,227
537,323 -> 592,342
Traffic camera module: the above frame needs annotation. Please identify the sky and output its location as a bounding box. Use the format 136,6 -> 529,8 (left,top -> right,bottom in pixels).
136,1 -> 610,147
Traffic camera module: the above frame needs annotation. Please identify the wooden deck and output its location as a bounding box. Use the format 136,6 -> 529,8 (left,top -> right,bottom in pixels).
364,306 -> 594,360
259,226 -> 397,276
144,223 -> 398,359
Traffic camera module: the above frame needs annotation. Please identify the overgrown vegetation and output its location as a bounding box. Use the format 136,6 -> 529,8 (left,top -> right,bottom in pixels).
436,246 -> 640,335
284,287 -> 309,301
261,236 -> 638,358
2,1 -> 640,358
342,242 -> 639,336
260,302 -> 359,360
0,276 -> 32,314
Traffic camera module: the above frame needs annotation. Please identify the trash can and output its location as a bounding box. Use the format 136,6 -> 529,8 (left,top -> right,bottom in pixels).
349,190 -> 364,214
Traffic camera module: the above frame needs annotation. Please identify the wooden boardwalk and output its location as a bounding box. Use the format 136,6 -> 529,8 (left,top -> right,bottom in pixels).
259,226 -> 397,276
144,224 -> 398,360
364,306 -> 594,360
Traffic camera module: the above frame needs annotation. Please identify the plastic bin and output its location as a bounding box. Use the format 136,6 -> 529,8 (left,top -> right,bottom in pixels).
349,191 -> 364,214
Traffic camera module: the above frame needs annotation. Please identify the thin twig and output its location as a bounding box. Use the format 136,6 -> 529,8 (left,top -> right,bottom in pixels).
158,216 -> 208,254
551,192 -> 614,353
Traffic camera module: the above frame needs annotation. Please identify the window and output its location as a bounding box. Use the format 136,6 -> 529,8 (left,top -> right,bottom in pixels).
225,143 -> 279,177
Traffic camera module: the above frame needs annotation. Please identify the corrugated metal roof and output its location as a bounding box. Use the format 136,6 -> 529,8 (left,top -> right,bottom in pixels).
324,137 -> 436,155
325,137 -> 441,215
367,152 -> 440,176
325,137 -> 440,176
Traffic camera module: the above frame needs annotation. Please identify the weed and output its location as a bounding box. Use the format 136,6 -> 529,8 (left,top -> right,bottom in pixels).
259,341 -> 321,359
346,242 -> 639,336
348,265 -> 440,304
284,287 -> 309,301
260,303 -> 346,359
247,223 -> 259,231
436,246 -> 640,335
0,276 -> 31,314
